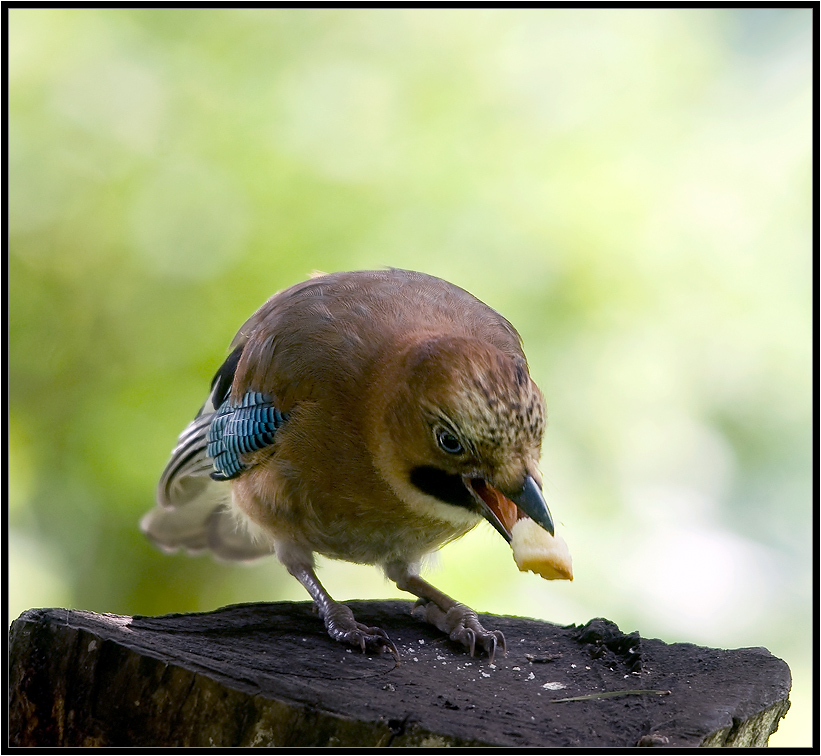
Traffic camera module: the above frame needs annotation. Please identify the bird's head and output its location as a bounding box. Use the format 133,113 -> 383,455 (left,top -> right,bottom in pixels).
369,334 -> 553,542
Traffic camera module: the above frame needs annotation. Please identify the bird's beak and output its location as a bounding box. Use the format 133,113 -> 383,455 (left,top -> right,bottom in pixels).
464,475 -> 554,543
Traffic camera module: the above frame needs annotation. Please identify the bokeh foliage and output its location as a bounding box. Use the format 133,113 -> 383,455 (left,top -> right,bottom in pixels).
8,8 -> 812,745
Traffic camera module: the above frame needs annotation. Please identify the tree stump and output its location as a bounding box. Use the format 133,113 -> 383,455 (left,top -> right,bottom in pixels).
9,601 -> 790,747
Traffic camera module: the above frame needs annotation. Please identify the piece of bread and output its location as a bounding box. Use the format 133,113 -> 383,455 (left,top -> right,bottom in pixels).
511,517 -> 573,581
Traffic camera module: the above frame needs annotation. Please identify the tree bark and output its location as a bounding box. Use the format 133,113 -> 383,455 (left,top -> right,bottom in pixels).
9,601 -> 791,747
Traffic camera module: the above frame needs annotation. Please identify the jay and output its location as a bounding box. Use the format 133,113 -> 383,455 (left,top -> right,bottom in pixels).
142,269 -> 554,663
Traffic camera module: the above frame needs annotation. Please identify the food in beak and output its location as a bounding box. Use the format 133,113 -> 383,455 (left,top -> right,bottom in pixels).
510,517 -> 573,581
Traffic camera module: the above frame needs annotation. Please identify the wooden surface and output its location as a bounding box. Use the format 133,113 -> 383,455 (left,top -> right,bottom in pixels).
9,601 -> 791,747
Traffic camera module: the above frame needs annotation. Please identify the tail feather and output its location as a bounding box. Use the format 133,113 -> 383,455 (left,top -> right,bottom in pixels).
141,487 -> 274,561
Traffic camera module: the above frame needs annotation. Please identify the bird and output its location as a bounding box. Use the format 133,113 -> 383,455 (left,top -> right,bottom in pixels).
141,268 -> 554,664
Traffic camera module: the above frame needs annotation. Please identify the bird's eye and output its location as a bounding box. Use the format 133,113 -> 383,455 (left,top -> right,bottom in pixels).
436,428 -> 463,455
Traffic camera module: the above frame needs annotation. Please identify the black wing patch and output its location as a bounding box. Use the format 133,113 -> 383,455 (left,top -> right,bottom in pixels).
210,343 -> 245,410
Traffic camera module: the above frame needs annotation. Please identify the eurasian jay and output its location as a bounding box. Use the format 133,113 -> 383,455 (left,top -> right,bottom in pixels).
142,269 -> 554,663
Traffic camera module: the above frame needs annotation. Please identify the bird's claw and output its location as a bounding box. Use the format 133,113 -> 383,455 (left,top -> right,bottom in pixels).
464,627 -> 476,657
322,602 -> 400,661
412,600 -> 506,664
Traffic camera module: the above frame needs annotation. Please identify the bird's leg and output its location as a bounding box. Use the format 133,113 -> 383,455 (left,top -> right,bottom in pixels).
385,562 -> 506,664
278,546 -> 399,660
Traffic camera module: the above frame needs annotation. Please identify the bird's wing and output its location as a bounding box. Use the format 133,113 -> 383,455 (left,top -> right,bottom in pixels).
142,345 -> 283,561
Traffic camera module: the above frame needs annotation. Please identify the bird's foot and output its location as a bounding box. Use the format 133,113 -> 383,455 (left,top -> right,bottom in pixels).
412,599 -> 506,664
321,602 -> 400,661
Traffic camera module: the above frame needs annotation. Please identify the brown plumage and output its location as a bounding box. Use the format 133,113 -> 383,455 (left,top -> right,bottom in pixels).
142,269 -> 554,662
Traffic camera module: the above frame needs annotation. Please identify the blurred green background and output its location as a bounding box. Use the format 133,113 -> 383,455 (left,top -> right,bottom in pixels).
8,8 -> 812,746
